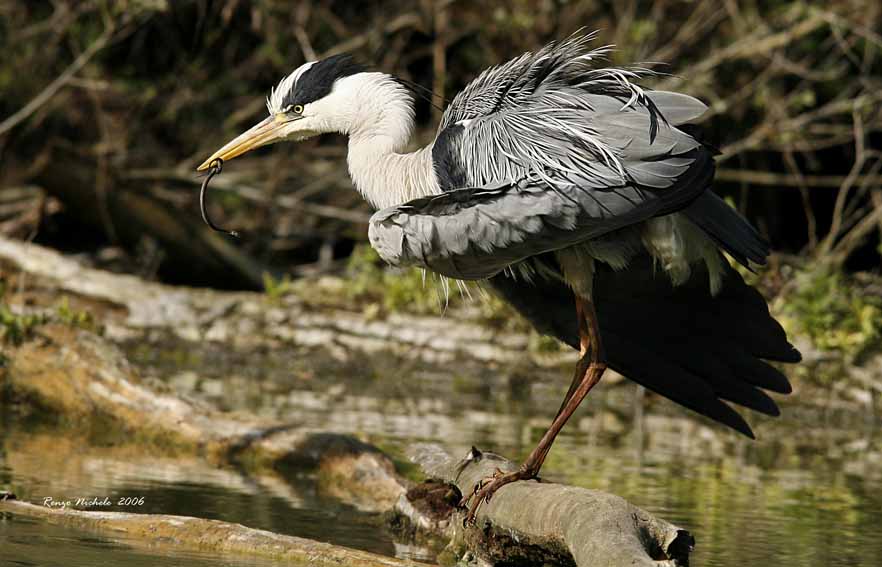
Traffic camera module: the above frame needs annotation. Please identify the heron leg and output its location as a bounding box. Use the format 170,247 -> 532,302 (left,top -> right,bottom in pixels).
461,295 -> 606,525
554,296 -> 596,417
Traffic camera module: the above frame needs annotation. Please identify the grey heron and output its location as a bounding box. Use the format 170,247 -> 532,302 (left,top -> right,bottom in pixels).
198,32 -> 800,523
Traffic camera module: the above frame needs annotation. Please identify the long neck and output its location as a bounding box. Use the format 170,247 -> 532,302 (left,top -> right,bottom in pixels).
338,73 -> 440,210
348,140 -> 437,210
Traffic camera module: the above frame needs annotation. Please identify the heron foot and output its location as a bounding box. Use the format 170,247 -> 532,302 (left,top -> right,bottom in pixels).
459,465 -> 539,526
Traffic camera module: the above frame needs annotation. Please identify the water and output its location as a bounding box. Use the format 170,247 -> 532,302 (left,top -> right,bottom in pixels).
2,335 -> 881,566
0,425 -> 395,561
0,511 -> 298,567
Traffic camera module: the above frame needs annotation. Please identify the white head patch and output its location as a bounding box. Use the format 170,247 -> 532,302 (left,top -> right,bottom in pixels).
266,61 -> 316,114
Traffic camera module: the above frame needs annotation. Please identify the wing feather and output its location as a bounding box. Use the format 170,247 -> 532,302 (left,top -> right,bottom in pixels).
369,148 -> 713,280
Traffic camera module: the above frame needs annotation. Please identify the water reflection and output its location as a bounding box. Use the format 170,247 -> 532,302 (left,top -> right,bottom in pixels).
0,431 -> 396,559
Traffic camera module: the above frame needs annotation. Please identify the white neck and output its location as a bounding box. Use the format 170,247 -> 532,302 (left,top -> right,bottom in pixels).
325,73 -> 440,210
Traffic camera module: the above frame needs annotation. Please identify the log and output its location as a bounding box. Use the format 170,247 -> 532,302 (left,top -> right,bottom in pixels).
0,235 -> 577,367
0,497 -> 427,567
400,445 -> 694,567
2,324 -> 693,566
34,158 -> 269,289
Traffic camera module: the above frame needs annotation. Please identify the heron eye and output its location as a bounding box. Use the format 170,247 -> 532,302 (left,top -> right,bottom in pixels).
291,104 -> 304,114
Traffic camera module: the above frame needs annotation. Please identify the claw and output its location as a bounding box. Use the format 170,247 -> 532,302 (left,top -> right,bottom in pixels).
457,478 -> 486,510
461,467 -> 537,525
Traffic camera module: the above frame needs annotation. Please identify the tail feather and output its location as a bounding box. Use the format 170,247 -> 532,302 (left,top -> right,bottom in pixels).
601,330 -> 757,437
616,258 -> 799,364
684,192 -> 769,268
724,344 -> 794,394
656,340 -> 781,416
489,252 -> 799,438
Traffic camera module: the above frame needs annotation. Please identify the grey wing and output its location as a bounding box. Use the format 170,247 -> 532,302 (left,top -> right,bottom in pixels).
369,148 -> 712,280
369,93 -> 714,280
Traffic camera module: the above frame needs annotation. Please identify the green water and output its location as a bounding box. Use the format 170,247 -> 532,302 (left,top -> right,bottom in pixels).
2,336 -> 881,566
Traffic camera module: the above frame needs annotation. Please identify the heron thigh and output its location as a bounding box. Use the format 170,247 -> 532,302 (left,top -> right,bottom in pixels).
555,246 -> 595,298
641,213 -> 725,294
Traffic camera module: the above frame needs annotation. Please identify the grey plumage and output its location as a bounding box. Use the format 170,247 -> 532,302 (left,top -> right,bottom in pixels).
370,146 -> 712,280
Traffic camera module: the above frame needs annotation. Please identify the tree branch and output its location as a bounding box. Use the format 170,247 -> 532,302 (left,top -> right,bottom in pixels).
0,25 -> 114,136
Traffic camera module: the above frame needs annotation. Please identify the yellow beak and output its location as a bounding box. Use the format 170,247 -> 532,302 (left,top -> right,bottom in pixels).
196,115 -> 291,171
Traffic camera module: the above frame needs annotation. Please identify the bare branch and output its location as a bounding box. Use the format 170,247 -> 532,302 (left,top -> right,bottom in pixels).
715,169 -> 882,188
0,24 -> 115,137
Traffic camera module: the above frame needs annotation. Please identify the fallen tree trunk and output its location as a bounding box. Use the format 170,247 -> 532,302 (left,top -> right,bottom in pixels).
35,156 -> 270,289
452,449 -> 692,566
0,497 -> 427,567
395,446 -> 693,567
0,235 -> 576,367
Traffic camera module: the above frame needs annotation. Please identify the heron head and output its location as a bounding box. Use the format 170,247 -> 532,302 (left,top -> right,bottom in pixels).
197,54 -> 368,171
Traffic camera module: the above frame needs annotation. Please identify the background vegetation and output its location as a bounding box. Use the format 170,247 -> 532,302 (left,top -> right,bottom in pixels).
1,0 -> 881,357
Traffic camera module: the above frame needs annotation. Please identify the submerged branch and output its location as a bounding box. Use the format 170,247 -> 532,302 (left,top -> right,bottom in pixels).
0,499 -> 425,567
